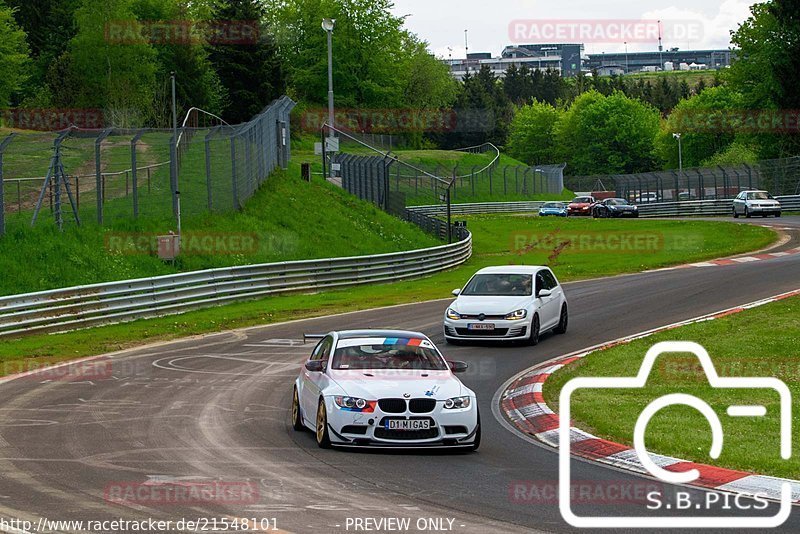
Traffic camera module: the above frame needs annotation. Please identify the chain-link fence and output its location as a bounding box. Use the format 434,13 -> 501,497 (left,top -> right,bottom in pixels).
326,125 -> 565,241
0,96 -> 295,235
329,127 -> 565,206
564,156 -> 800,203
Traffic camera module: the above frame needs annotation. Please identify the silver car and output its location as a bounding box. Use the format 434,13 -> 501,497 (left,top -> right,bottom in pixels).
733,190 -> 781,218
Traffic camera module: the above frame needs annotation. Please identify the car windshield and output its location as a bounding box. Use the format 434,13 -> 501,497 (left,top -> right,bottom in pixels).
748,192 -> 772,200
543,202 -> 564,208
461,273 -> 532,296
572,197 -> 592,203
332,338 -> 448,370
607,199 -> 629,205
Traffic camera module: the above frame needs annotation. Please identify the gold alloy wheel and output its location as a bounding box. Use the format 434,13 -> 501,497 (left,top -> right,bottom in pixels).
316,401 -> 326,443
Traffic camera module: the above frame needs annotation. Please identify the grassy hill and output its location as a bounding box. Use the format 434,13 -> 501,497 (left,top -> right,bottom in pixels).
0,164 -> 438,296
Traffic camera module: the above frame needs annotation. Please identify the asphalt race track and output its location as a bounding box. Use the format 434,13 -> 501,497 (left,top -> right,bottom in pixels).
1,217 -> 799,534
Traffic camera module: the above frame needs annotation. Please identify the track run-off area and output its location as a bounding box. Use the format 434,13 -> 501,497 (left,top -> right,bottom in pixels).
1,217 -> 800,534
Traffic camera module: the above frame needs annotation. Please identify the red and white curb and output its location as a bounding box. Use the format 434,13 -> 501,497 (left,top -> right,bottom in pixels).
647,246 -> 800,272
500,288 -> 800,503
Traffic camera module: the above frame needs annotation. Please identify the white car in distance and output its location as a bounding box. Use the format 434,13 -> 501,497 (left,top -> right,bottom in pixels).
733,190 -> 782,218
443,266 -> 568,345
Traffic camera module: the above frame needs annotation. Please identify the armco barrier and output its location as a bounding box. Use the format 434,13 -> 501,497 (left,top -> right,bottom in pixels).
0,234 -> 472,337
408,195 -> 800,218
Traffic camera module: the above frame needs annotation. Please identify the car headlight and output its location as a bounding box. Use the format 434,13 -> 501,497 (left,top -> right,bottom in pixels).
334,396 -> 375,412
504,309 -> 527,320
443,396 -> 471,409
632,205 -> 638,210
446,308 -> 461,320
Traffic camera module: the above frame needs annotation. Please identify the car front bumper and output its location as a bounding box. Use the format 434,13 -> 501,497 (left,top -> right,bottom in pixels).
539,211 -> 567,217
567,207 -> 591,216
324,397 -> 479,448
748,205 -> 781,215
443,318 -> 530,341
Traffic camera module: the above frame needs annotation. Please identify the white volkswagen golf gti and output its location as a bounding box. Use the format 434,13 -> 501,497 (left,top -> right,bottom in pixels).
292,330 -> 480,450
443,266 -> 568,344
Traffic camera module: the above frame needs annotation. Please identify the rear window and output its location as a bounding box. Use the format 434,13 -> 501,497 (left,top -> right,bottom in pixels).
332,337 -> 448,371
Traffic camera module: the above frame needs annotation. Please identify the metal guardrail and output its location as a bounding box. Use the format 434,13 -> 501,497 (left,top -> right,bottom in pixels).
410,201 -> 546,216
409,195 -> 800,218
0,234 -> 472,337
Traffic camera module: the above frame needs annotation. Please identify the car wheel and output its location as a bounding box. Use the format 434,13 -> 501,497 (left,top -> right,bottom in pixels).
315,398 -> 331,449
553,304 -> 568,335
527,314 -> 540,346
745,207 -> 751,218
733,207 -> 739,219
776,212 -> 782,218
291,387 -> 304,431
470,410 -> 481,452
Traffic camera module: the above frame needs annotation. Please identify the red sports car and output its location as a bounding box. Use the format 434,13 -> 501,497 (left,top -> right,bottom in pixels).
567,196 -> 596,216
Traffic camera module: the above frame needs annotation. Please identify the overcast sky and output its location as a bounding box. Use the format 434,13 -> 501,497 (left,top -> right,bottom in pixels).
390,0 -> 755,58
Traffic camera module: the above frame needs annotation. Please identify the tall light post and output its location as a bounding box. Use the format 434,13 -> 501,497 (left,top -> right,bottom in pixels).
322,18 -> 335,134
464,29 -> 469,74
673,133 -> 683,173
624,41 -> 629,73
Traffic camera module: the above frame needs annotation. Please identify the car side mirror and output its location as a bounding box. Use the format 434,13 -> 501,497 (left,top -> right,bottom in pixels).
305,360 -> 325,372
447,360 -> 468,373
537,289 -> 552,298
452,288 -> 461,296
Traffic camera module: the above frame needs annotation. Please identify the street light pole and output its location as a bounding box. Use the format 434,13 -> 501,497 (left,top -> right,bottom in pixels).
624,41 -> 629,73
170,72 -> 181,240
322,18 -> 335,135
673,133 -> 683,173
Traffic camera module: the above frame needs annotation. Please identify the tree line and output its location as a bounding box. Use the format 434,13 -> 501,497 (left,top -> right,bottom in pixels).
504,0 -> 799,174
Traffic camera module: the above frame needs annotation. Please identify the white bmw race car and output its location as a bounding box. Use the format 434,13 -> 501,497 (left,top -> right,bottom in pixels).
292,330 -> 480,450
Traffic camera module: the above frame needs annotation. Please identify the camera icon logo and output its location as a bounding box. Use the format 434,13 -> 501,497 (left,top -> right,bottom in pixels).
559,341 -> 793,528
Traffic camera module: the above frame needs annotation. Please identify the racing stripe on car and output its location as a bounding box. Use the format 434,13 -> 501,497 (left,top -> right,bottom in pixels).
500,287 -> 800,503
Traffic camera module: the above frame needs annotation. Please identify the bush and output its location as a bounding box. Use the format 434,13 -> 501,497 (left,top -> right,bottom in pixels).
506,100 -> 560,165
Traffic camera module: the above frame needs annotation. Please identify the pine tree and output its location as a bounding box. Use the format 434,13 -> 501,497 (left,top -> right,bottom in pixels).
208,0 -> 285,123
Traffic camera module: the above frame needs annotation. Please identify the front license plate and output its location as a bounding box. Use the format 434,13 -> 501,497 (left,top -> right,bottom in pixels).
386,419 -> 430,430
468,323 -> 495,331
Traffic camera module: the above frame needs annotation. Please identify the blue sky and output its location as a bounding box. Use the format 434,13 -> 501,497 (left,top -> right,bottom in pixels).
390,0 -> 755,57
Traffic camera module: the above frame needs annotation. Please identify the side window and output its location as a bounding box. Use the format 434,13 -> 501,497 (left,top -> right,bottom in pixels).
320,337 -> 333,361
535,272 -> 547,294
542,269 -> 559,290
311,336 -> 333,361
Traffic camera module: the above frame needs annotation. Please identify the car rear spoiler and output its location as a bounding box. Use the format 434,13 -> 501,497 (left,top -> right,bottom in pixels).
303,334 -> 325,344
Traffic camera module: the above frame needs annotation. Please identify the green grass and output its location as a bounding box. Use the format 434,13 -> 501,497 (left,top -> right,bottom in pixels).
545,296 -> 800,479
0,166 -> 438,296
0,215 -> 775,376
0,128 -> 169,214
